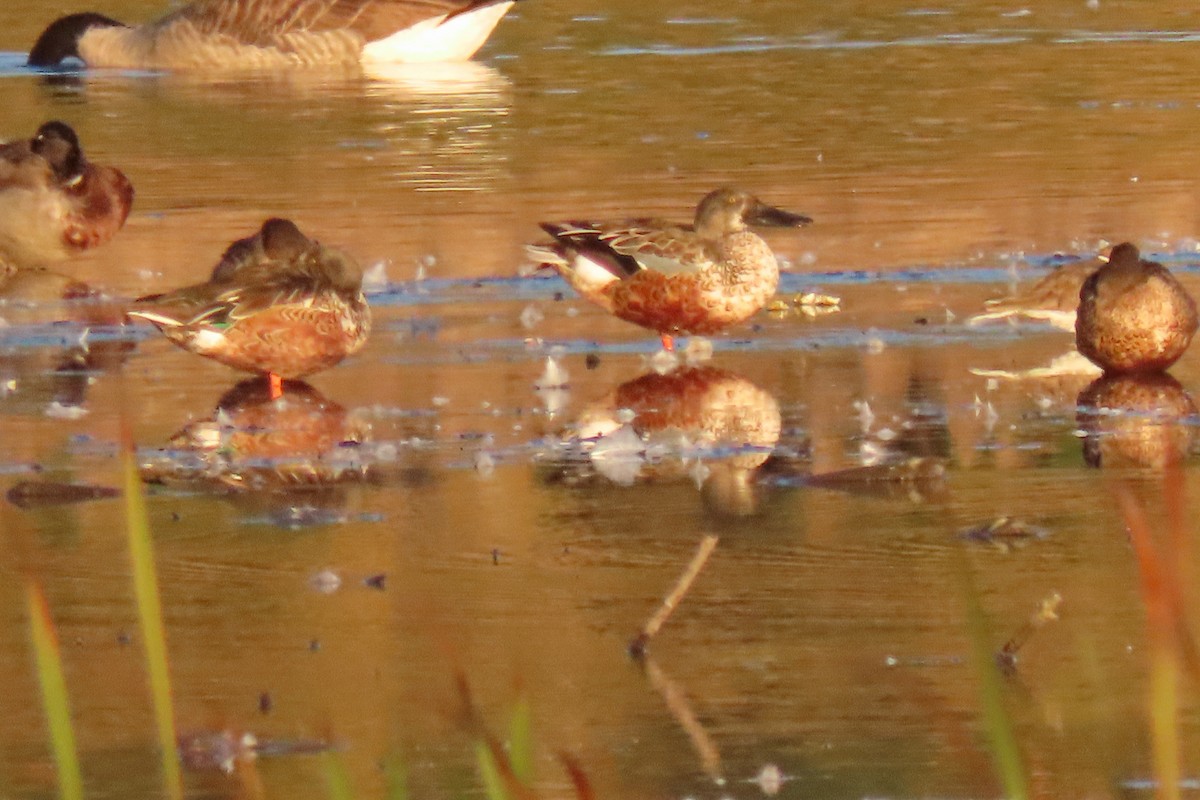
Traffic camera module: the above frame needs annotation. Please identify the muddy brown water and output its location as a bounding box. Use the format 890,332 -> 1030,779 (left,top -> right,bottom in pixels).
2,1 -> 1200,798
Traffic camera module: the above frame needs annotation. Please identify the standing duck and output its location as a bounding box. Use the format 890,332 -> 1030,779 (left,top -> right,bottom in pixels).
128,218 -> 371,397
527,188 -> 811,351
0,121 -> 133,272
1075,242 -> 1198,374
28,0 -> 521,70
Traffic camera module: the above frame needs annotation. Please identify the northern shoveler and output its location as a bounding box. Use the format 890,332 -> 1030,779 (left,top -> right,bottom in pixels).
28,0 -> 521,69
128,218 -> 371,397
967,252 -> 1108,331
1075,242 -> 1198,374
527,187 -> 811,351
0,121 -> 133,272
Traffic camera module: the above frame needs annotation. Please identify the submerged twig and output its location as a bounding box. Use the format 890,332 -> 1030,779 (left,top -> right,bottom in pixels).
996,592 -> 1062,671
643,657 -> 723,781
629,534 -> 719,657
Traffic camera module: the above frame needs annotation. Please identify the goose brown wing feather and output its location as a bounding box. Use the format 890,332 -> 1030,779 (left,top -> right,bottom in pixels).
171,0 -> 509,44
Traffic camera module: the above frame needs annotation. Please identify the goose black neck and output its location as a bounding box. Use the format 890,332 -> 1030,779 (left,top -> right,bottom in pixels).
28,13 -> 124,67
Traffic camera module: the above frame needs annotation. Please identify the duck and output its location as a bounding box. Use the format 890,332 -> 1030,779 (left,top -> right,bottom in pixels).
1075,242 -> 1198,374
0,121 -> 133,272
527,188 -> 812,351
967,251 -> 1108,331
127,218 -> 371,397
28,0 -> 521,70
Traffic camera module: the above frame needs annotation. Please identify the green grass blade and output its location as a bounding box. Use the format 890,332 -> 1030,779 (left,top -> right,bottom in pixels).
961,568 -> 1028,800
1150,645 -> 1181,800
384,753 -> 409,800
122,447 -> 183,800
476,741 -> 511,800
507,696 -> 534,786
26,581 -> 83,800
321,751 -> 356,800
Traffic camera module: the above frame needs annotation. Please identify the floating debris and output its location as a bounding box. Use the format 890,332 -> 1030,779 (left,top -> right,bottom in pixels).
361,259 -> 390,294
177,730 -> 332,774
474,448 -> 496,476
958,517 -> 1050,549
535,355 -> 571,417
997,592 -> 1063,671
44,401 -> 88,420
684,336 -> 714,364
7,480 -> 119,509
750,764 -> 789,796
795,290 -> 841,318
308,569 -> 342,595
647,348 -> 680,374
535,356 -> 569,390
519,303 -> 544,329
805,457 -> 948,502
851,399 -> 874,432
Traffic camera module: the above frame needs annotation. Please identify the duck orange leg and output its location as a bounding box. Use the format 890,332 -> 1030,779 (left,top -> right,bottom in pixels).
660,334 -> 675,352
268,372 -> 283,400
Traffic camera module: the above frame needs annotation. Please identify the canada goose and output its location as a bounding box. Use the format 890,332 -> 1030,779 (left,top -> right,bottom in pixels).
0,121 -> 134,271
29,0 -> 521,70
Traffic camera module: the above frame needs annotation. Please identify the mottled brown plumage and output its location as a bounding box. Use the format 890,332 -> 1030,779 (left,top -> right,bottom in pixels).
29,0 -> 519,69
527,188 -> 811,349
0,121 -> 133,271
968,255 -> 1106,330
1075,242 -> 1198,374
128,218 -> 371,383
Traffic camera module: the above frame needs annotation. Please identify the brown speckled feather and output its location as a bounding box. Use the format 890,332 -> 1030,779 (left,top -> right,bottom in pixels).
168,0 -> 511,44
529,189 -> 810,340
1075,242 -> 1198,374
130,218 -> 370,379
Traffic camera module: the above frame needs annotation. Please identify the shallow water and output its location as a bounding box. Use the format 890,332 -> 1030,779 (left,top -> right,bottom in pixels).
3,1 -> 1200,798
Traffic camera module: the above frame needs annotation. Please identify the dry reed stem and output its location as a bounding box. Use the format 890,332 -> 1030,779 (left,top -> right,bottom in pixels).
642,657 -> 722,780
997,592 -> 1062,668
629,534 -> 719,657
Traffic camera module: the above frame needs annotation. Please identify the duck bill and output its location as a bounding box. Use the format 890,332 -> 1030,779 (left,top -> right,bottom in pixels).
748,203 -> 812,228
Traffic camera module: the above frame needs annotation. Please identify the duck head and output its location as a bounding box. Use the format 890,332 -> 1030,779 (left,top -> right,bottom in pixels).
1104,241 -> 1140,268
32,121 -> 85,184
261,218 -> 364,293
260,218 -> 315,262
693,187 -> 812,240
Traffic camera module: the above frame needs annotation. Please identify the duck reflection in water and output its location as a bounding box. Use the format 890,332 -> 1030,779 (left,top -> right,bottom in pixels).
803,373 -> 949,503
537,366 -> 784,517
1076,372 -> 1197,470
0,268 -> 134,415
140,377 -> 372,524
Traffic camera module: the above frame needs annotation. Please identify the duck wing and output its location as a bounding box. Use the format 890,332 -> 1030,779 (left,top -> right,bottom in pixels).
541,220 -> 715,280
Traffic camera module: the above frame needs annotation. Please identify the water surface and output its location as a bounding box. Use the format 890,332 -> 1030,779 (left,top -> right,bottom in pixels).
2,1 -> 1200,798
